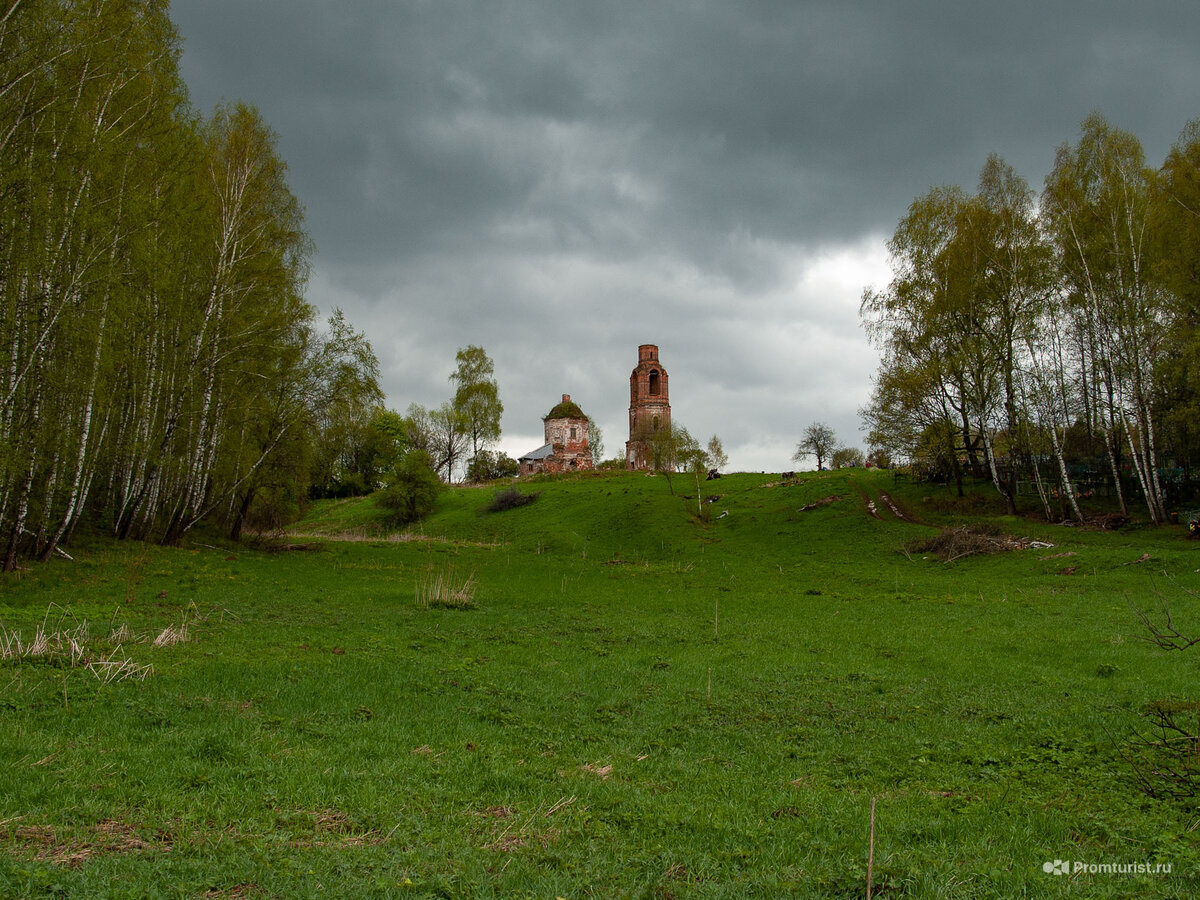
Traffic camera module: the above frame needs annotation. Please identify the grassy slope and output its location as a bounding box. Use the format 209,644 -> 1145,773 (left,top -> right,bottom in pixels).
1,469 -> 1198,898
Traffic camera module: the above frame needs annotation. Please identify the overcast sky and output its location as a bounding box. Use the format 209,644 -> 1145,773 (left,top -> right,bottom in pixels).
171,1 -> 1200,472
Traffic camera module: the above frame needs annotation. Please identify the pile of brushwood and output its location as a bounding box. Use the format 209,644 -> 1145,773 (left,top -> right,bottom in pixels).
907,524 -> 1052,562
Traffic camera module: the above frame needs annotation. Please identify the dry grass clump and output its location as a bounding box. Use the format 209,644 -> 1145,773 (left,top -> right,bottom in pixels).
0,620 -> 154,682
5,819 -> 166,867
415,568 -> 478,609
906,524 -> 1051,562
0,606 -> 197,682
152,615 -> 191,647
0,621 -> 89,666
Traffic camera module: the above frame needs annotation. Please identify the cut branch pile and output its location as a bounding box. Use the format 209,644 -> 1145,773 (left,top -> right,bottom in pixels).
906,525 -> 1054,562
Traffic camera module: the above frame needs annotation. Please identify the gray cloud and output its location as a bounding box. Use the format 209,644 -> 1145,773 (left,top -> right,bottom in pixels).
172,1 -> 1200,471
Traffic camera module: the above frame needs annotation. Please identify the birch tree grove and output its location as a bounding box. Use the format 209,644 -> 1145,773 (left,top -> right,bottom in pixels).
1043,116 -> 1168,522
864,115 -> 1200,522
0,1 -> 346,567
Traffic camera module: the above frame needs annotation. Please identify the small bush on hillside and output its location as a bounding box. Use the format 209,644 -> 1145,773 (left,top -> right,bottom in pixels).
487,487 -> 539,513
378,450 -> 443,526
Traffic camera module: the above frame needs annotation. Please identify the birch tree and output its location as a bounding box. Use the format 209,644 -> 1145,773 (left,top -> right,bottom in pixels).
1043,114 -> 1168,522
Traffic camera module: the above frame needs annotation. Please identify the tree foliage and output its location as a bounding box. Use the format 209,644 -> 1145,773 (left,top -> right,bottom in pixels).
0,1 -> 384,564
378,450 -> 443,526
644,422 -> 700,495
793,423 -> 838,471
863,113 -> 1200,522
466,450 -> 520,482
831,447 -> 865,469
450,345 -> 502,463
706,435 -> 729,473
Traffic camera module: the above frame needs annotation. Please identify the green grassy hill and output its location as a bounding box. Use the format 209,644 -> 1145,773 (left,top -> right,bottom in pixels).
1,468 -> 1198,897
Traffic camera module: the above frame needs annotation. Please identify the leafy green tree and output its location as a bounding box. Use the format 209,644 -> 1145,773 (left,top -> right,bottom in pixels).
831,447 -> 865,469
1,0 -> 193,565
862,158 -> 1054,513
861,185 -> 984,490
706,435 -> 729,473
450,345 -> 502,462
793,422 -> 837,471
967,154 -> 1053,514
587,416 -> 604,465
647,422 -> 700,495
1150,120 -> 1200,481
308,310 -> 385,498
378,451 -> 443,526
678,429 -> 712,517
466,450 -> 520,482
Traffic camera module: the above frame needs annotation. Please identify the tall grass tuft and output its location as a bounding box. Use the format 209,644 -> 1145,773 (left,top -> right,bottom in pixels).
152,614 -> 191,647
415,567 -> 478,609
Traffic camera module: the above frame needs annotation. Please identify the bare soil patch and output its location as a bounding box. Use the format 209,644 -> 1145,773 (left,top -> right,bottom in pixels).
799,495 -> 841,511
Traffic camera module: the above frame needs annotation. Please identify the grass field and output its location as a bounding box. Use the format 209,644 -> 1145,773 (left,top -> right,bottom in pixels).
1,468 -> 1198,897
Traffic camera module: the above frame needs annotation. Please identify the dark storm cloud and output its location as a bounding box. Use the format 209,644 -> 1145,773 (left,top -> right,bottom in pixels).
171,1 -> 1200,470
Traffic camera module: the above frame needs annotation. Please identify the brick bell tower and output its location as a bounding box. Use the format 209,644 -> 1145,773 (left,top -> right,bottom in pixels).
625,344 -> 670,470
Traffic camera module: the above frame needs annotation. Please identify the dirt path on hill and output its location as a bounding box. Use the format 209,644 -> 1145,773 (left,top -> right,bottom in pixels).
850,479 -> 922,524
876,490 -> 920,523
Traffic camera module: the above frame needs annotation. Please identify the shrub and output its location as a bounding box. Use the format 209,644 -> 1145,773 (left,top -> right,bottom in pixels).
378,450 -> 443,526
487,487 -> 539,513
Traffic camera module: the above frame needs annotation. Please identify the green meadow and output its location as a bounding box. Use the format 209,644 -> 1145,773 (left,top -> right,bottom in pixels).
1,468 -> 1198,898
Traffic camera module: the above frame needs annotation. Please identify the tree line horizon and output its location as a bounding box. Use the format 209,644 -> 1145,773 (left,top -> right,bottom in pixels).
7,5 -> 1199,569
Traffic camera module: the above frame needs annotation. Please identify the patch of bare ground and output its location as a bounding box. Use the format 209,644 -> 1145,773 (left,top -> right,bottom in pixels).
877,490 -> 919,523
4,819 -> 169,867
906,525 -> 1055,562
799,495 -> 841,511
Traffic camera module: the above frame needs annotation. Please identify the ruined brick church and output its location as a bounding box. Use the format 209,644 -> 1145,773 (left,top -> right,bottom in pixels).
518,394 -> 593,475
625,344 -> 670,470
517,344 -> 671,475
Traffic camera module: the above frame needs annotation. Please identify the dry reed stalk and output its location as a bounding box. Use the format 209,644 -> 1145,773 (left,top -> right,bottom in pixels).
867,796 -> 877,899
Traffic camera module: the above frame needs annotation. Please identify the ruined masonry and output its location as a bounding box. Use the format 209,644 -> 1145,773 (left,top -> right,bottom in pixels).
518,394 -> 594,475
625,343 -> 670,470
